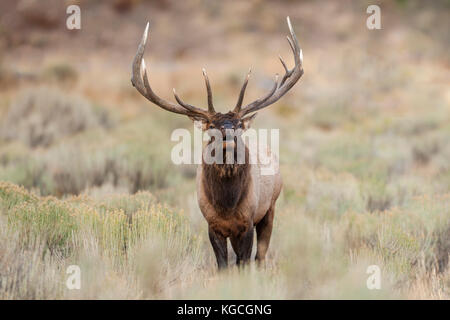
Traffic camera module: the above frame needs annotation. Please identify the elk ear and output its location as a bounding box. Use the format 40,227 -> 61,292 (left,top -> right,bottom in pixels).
242,113 -> 257,129
190,117 -> 208,131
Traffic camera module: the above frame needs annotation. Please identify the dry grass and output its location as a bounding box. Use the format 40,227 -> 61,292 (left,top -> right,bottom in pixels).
0,182 -> 448,299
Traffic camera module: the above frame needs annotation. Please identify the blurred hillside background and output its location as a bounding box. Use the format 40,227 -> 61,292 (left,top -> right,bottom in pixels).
0,0 -> 449,299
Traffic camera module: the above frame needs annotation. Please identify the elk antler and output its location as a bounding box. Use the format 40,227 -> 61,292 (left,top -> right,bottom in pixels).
131,22 -> 212,120
202,68 -> 216,114
233,16 -> 304,116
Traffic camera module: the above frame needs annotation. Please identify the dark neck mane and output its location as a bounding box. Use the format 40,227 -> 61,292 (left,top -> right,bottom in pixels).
202,149 -> 251,212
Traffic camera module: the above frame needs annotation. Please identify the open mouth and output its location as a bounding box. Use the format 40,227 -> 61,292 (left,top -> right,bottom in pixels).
222,136 -> 237,149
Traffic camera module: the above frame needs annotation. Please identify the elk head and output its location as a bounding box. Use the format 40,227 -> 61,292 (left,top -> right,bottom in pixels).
131,17 -> 303,155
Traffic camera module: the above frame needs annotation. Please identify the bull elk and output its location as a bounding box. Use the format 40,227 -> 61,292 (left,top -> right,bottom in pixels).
131,17 -> 303,269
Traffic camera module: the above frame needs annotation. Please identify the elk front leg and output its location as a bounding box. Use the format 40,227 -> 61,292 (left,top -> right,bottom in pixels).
230,227 -> 254,266
255,205 -> 275,264
208,227 -> 228,269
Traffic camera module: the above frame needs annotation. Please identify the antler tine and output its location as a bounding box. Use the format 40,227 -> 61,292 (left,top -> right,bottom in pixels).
278,55 -> 291,88
286,36 -> 295,55
233,68 -> 252,112
278,55 -> 288,73
131,22 -> 210,119
131,22 -> 149,94
240,74 -> 279,113
172,88 -> 202,113
238,16 -> 304,116
202,68 -> 215,114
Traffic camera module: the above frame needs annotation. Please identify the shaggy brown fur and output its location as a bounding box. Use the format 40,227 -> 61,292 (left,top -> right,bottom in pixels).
202,147 -> 250,212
